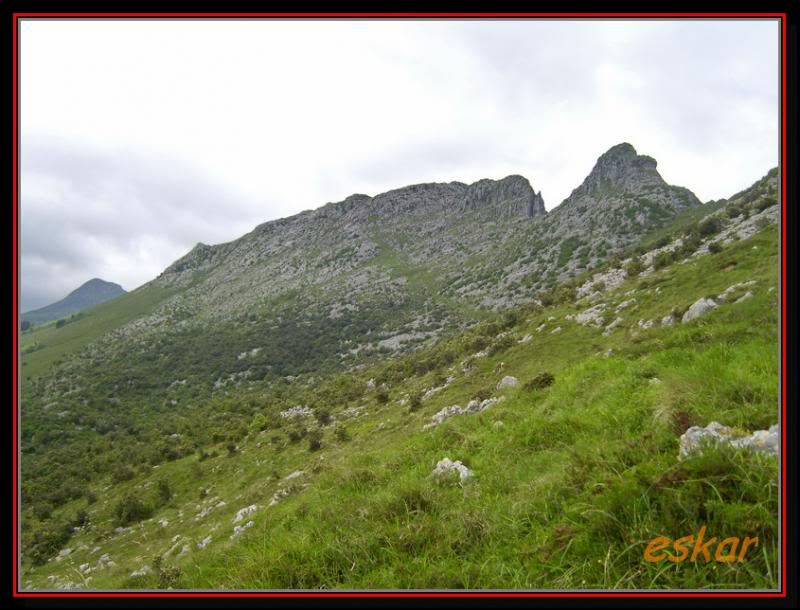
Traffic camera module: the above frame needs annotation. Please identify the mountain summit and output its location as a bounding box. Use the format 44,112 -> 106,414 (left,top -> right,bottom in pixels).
560,142 -> 700,211
22,278 -> 126,324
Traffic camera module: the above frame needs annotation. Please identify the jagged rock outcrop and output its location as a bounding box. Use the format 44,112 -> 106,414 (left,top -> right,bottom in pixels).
34,143 -> 715,411
462,175 -> 545,218
560,143 -> 699,212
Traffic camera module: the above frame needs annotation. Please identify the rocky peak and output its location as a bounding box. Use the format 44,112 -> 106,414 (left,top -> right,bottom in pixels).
463,175 -> 545,218
571,142 -> 660,199
557,143 -> 699,216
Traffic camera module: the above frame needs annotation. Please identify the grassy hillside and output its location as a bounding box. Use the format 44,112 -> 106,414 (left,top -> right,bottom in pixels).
21,224 -> 779,591
20,285 -> 178,381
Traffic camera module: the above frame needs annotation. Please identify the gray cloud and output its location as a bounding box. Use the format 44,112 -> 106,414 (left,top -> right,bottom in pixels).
21,135 -> 265,311
19,20 -> 779,312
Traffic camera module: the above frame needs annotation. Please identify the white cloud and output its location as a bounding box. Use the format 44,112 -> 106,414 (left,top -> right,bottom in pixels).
19,18 -> 780,310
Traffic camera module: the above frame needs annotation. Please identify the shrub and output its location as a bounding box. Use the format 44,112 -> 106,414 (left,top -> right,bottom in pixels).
72,508 -> 89,528
375,389 -> 389,404
287,427 -> 307,443
334,426 -> 350,442
653,251 -> 674,270
653,236 -> 671,249
113,493 -> 152,527
32,503 -> 52,521
307,429 -> 323,452
225,443 -> 237,456
755,195 -> 777,212
314,408 -> 332,426
152,555 -> 182,588
726,203 -> 743,219
156,479 -> 171,505
625,257 -> 644,277
111,465 -> 135,484
523,372 -> 555,391
487,334 -> 514,356
27,521 -> 73,566
407,392 -> 423,412
708,240 -> 724,254
698,216 -> 723,236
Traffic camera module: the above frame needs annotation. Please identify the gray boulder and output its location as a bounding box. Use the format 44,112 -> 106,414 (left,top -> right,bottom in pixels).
681,297 -> 718,323
496,376 -> 520,390
679,421 -> 779,458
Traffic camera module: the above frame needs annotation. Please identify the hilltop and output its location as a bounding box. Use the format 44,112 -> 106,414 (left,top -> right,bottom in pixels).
22,279 -> 126,325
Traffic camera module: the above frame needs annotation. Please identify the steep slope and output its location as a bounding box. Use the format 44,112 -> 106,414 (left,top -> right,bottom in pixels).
19,173 -> 780,590
22,279 -> 126,324
25,146 -> 771,586
21,144 -> 703,402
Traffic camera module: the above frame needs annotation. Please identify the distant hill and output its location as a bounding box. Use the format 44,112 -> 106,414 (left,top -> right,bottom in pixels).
22,278 -> 126,324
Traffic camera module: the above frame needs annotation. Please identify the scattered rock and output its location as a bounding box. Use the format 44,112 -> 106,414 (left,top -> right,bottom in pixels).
422,376 -> 455,401
681,297 -> 718,323
734,291 -> 754,304
230,520 -> 254,540
430,458 -> 473,485
679,421 -> 779,458
197,536 -> 213,550
423,396 -> 504,430
616,298 -> 636,312
232,505 -> 258,524
661,314 -> 675,327
423,404 -> 464,430
130,565 -> 152,577
575,303 -> 607,327
496,375 -> 519,390
280,405 -> 313,420
637,319 -> 654,330
717,280 -> 756,301
602,316 -> 624,336
550,326 -> 562,334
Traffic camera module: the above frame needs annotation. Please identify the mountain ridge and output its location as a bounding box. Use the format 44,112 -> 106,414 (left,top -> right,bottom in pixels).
22,278 -> 126,325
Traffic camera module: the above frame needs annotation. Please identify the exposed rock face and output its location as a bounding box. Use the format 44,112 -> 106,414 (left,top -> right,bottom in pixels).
562,143 -> 698,210
31,143 -> 714,423
462,175 -> 545,218
682,297 -> 718,323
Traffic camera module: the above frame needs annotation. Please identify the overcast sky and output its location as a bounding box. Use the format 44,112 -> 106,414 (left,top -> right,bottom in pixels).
20,18 -> 779,311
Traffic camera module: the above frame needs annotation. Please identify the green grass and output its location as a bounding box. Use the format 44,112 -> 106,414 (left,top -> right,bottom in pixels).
20,285 -> 178,381
639,199 -> 728,250
20,225 -> 779,591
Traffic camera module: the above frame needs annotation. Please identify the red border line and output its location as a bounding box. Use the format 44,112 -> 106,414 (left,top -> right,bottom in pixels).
780,11 -> 787,599
12,9 -> 19,600
12,12 -> 788,599
11,12 -> 788,18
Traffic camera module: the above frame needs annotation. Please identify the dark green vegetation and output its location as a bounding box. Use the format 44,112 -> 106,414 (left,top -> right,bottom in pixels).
20,220 -> 779,590
18,161 -> 780,590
